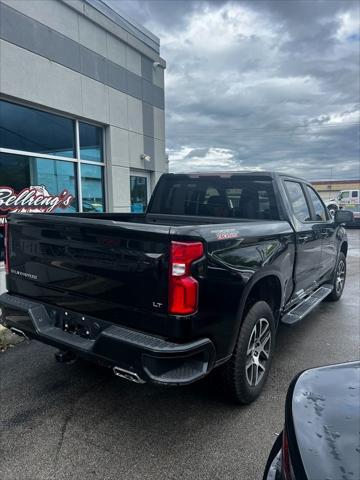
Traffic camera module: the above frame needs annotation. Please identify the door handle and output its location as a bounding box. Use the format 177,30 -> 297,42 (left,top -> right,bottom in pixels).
299,234 -> 310,243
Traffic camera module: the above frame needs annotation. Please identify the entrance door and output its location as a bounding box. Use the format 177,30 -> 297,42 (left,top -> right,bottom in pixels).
130,172 -> 150,213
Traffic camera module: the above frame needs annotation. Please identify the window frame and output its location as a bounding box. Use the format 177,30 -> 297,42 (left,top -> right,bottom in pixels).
0,99 -> 106,213
283,180 -> 313,224
304,184 -> 330,222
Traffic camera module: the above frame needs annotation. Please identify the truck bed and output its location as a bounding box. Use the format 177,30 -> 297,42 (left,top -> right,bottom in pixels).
5,212 -> 291,340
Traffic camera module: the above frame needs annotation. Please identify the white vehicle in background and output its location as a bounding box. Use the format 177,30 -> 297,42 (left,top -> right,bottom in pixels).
325,189 -> 360,216
337,189 -> 360,207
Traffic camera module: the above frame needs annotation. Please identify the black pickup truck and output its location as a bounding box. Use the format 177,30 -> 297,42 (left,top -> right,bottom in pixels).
0,172 -> 353,404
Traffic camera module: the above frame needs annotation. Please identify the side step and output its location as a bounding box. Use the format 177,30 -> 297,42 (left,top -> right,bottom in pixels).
281,284 -> 333,326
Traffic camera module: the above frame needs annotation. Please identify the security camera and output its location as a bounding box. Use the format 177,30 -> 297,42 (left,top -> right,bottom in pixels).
153,61 -> 165,69
141,154 -> 151,162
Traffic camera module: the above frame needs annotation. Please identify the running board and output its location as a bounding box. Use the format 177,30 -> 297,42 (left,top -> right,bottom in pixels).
281,284 -> 333,326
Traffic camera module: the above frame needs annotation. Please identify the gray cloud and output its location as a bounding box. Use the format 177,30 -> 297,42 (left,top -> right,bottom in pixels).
108,0 -> 360,180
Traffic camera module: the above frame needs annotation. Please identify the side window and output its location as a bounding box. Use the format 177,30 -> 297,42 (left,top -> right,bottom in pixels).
284,181 -> 311,222
352,191 -> 358,198
306,186 -> 328,221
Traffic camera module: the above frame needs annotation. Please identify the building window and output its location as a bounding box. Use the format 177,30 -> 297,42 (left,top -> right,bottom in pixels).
0,100 -> 75,158
130,175 -> 148,213
0,99 -> 106,258
0,153 -> 78,210
0,99 -> 105,212
81,164 -> 105,212
79,122 -> 103,162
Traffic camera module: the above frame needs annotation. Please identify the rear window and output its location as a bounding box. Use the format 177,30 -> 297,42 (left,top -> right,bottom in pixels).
150,176 -> 280,220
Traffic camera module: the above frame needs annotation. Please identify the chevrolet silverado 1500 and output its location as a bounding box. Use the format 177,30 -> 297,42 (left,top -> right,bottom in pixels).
0,172 -> 353,403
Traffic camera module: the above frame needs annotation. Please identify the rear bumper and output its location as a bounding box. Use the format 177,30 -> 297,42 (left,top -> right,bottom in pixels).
0,293 -> 215,385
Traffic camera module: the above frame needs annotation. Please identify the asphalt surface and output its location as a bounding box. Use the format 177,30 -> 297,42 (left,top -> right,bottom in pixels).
1,230 -> 359,480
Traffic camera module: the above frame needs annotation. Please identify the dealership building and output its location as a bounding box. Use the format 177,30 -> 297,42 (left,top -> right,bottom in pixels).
0,0 -> 167,291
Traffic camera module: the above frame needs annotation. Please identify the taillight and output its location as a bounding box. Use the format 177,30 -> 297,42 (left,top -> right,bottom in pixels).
168,241 -> 204,315
4,220 -> 10,274
281,429 -> 295,480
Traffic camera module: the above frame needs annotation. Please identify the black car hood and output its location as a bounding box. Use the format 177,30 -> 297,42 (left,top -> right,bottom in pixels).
291,361 -> 360,480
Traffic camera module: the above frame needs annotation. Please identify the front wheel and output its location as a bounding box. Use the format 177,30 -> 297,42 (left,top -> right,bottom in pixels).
220,301 -> 275,404
327,252 -> 346,301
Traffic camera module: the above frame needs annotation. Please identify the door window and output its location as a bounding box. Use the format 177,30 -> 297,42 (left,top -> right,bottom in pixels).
306,186 -> 328,221
351,191 -> 358,198
130,176 -> 148,213
284,181 -> 311,222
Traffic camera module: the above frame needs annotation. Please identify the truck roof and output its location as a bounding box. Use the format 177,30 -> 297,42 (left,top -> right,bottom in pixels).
163,171 -> 308,183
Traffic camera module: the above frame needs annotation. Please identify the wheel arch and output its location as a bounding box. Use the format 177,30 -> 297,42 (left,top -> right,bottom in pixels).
235,272 -> 283,333
340,241 -> 348,257
223,272 -> 283,368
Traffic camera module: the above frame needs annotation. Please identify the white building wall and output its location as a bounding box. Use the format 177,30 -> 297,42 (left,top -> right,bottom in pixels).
0,0 -> 167,292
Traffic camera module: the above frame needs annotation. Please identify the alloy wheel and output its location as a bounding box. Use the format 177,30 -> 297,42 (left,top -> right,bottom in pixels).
245,317 -> 272,387
335,260 -> 345,294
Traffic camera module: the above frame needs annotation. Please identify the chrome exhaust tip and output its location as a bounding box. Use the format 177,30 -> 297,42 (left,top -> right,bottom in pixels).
113,366 -> 145,384
9,327 -> 29,341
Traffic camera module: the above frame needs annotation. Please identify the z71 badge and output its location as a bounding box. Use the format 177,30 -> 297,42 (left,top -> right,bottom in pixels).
212,229 -> 242,240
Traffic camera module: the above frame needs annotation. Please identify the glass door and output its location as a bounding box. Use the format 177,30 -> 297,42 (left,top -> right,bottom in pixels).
130,172 -> 150,213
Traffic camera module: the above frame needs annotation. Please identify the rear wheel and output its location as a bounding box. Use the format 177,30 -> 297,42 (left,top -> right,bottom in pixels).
327,252 -> 346,301
220,301 -> 275,404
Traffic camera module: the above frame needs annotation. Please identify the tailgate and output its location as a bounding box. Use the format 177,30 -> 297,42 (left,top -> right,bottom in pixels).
6,214 -> 171,330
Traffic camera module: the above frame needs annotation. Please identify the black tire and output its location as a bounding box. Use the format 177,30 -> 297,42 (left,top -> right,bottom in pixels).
327,252 -> 346,301
220,301 -> 275,404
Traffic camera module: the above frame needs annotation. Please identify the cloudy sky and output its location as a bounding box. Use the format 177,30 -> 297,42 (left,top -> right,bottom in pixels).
108,0 -> 359,180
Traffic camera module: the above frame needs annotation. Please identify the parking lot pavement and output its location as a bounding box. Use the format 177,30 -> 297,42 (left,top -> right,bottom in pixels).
0,230 -> 359,480
348,227 -> 360,257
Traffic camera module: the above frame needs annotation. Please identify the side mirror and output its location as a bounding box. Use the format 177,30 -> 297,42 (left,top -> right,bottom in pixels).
334,209 -> 354,224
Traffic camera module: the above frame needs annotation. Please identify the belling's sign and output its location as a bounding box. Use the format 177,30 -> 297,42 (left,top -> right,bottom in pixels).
0,185 -> 74,225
